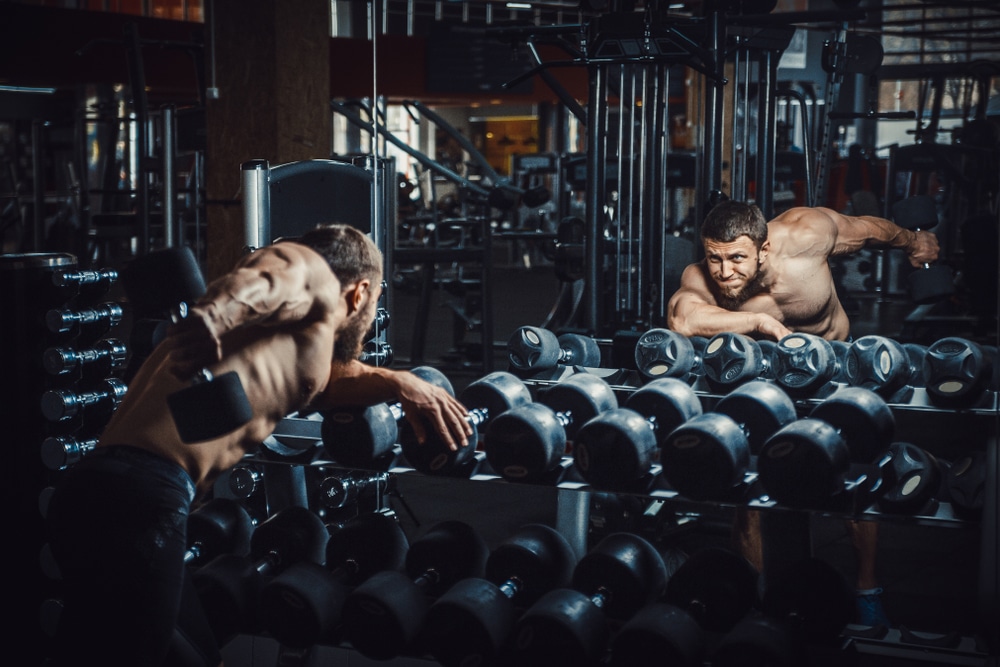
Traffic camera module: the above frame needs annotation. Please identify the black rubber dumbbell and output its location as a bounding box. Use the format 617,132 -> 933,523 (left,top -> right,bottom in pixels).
944,450 -> 987,519
891,195 -> 955,305
921,336 -> 993,408
903,342 -> 928,388
43,338 -> 128,378
507,325 -> 601,373
609,547 -> 760,667
165,304 -> 254,444
877,442 -> 946,515
192,505 -> 329,646
485,372 -> 619,483
258,511 -> 409,649
701,331 -> 775,392
660,380 -> 797,501
771,332 -> 846,398
40,377 -> 128,423
507,532 -> 669,666
321,366 -> 452,468
758,386 -> 895,509
341,520 -> 489,661
845,334 -> 921,401
420,523 -> 577,667
760,556 -> 856,646
400,370 -> 532,476
184,497 -> 255,567
571,377 -> 703,491
633,328 -> 708,382
712,615 -> 800,667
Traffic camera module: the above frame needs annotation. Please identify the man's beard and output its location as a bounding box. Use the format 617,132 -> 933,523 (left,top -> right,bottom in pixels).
714,268 -> 766,310
333,313 -> 371,363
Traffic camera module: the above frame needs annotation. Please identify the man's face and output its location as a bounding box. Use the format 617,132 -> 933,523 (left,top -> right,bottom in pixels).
333,280 -> 383,363
703,235 -> 767,308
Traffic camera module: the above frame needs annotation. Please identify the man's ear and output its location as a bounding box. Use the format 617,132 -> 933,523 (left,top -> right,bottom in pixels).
758,240 -> 770,264
345,279 -> 371,315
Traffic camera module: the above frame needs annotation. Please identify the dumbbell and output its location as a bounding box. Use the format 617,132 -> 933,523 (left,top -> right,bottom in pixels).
771,332 -> 846,397
40,377 -> 128,422
711,615 -> 800,667
758,386 -> 895,509
507,325 -> 601,373
52,266 -> 118,300
845,334 -> 921,399
420,523 -> 577,667
701,331 -> 775,392
921,336 -> 993,408
891,195 -> 955,305
660,380 -> 797,501
184,497 -> 255,567
40,435 -> 98,471
485,372 -> 619,483
165,304 -> 254,443
944,450 -> 986,518
46,302 -> 124,335
609,547 -> 760,667
43,338 -> 128,377
120,245 -> 207,319
903,342 -> 928,388
321,366 -> 452,468
341,520 -> 490,660
633,328 -> 708,381
877,442 -> 946,515
759,556 -> 856,646
358,338 -> 393,366
192,505 -> 329,646
258,511 -> 409,649
571,377 -> 702,491
507,532 -> 668,666
400,370 -> 531,476
317,471 -> 390,511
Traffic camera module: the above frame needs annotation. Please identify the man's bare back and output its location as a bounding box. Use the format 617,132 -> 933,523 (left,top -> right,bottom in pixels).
99,242 -> 347,497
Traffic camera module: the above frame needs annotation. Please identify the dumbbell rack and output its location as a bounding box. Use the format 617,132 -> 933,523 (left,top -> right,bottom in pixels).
229,362 -> 998,666
0,254 -> 125,661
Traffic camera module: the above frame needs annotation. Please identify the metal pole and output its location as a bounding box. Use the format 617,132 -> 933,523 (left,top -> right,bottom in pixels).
758,49 -> 777,220
162,105 -> 175,248
585,64 -> 606,334
240,160 -> 270,253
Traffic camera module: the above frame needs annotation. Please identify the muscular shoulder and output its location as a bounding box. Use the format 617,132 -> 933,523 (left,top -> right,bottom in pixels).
673,261 -> 716,304
768,207 -> 838,256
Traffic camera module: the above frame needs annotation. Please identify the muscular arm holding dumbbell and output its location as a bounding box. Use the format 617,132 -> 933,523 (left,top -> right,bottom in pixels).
45,224 -> 470,667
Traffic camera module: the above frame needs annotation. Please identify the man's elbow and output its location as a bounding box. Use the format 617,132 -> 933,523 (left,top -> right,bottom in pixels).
666,312 -> 695,338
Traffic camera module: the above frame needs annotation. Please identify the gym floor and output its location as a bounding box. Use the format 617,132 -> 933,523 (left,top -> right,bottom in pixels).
376,245 -> 989,651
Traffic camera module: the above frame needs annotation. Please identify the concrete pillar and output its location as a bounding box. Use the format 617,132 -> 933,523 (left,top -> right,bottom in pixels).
204,0 -> 331,279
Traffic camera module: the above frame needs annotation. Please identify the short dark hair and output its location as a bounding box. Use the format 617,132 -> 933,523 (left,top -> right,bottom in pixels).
701,200 -> 768,248
292,224 -> 383,290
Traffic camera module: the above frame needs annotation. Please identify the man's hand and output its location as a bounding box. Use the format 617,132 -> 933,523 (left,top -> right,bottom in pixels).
755,313 -> 793,342
164,304 -> 223,379
395,371 -> 472,451
906,230 -> 940,267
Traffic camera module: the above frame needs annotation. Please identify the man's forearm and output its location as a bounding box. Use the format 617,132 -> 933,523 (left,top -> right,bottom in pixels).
322,360 -> 403,406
